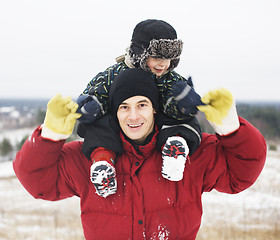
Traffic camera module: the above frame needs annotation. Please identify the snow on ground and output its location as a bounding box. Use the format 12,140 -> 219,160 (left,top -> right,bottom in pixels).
0,127 -> 35,162
0,127 -> 34,145
201,152 -> 280,229
0,150 -> 279,239
0,161 -> 14,178
196,150 -> 280,239
0,162 -> 83,240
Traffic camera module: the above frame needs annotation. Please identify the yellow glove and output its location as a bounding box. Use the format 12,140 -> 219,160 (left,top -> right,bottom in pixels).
197,88 -> 240,135
197,88 -> 233,125
41,94 -> 82,140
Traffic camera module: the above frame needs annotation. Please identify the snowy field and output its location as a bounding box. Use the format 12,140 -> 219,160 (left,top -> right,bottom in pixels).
0,128 -> 34,145
0,150 -> 279,240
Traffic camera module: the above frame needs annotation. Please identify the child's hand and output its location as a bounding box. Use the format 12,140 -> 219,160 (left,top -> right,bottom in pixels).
172,79 -> 204,116
76,94 -> 102,123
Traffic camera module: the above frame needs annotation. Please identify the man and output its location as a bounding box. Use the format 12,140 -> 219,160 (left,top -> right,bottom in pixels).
13,68 -> 266,240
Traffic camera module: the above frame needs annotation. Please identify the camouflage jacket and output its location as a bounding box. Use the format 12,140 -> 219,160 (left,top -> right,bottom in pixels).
82,61 -> 194,121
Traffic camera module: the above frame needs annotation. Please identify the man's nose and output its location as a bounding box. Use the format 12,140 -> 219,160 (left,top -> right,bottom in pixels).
128,108 -> 139,120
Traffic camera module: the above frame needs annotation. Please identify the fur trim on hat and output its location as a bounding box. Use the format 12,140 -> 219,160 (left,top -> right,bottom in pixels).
148,39 -> 183,59
128,39 -> 183,73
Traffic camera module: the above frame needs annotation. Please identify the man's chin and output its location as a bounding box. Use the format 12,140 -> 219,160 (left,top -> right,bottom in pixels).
125,133 -> 144,144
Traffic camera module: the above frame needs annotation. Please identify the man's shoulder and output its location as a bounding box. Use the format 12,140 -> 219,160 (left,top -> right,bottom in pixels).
198,133 -> 218,148
63,140 -> 84,155
62,141 -> 91,170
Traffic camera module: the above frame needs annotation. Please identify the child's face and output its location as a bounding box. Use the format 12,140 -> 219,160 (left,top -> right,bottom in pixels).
147,57 -> 171,76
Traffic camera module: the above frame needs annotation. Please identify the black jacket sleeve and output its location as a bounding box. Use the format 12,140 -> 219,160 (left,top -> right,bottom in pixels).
77,114 -> 123,159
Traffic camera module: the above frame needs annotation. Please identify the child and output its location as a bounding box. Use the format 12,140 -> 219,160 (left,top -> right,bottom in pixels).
77,19 -> 204,198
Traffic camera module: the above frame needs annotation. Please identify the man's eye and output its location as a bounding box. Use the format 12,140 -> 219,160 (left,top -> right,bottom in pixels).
139,104 -> 147,108
120,106 -> 128,110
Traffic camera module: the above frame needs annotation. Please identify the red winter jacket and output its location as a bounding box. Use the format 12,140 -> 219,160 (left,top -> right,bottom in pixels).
13,117 -> 266,240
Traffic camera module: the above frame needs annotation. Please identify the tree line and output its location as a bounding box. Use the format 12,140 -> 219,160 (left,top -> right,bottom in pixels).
0,108 -> 79,160
237,103 -> 280,141
1,103 -> 280,160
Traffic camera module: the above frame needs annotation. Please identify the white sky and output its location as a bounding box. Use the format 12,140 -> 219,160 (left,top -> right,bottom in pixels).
1,0 -> 280,101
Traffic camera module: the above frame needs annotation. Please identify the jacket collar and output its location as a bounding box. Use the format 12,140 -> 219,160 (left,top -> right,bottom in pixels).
120,128 -> 159,158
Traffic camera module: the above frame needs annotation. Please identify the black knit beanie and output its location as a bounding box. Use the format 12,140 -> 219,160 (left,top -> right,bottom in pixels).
109,68 -> 159,115
128,19 -> 183,72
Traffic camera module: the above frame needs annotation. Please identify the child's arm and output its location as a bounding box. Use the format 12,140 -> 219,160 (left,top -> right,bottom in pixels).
77,62 -> 128,123
156,72 -> 204,155
159,72 -> 203,121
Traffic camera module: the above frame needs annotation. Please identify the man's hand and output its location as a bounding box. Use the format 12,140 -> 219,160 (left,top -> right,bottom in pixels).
76,94 -> 102,123
172,78 -> 205,116
197,88 -> 240,135
42,94 -> 82,140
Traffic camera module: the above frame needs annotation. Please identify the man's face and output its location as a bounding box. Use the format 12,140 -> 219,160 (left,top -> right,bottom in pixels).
147,57 -> 171,76
117,96 -> 155,144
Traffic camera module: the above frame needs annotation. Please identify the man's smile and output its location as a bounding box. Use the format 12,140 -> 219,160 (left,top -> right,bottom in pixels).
128,123 -> 143,128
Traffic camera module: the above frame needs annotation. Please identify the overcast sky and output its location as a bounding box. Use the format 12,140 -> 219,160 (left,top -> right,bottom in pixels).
1,0 -> 280,102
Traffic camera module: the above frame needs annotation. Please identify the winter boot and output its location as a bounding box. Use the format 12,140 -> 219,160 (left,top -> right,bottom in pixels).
90,147 -> 117,198
161,136 -> 189,181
